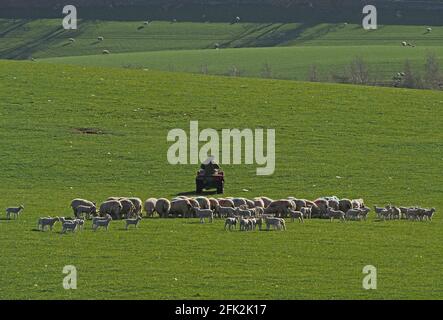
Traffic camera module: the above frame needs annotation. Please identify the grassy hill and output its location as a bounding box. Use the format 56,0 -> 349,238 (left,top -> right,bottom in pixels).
2,19 -> 443,60
0,60 -> 442,299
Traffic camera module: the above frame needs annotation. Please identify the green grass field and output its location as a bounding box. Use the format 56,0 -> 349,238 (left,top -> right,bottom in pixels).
1,60 -> 442,299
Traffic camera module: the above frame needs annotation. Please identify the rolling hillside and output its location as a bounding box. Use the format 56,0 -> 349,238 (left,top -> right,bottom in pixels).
0,60 -> 442,299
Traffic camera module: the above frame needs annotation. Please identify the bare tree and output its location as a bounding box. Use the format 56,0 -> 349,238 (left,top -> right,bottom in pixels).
308,64 -> 319,82
424,52 -> 442,90
348,56 -> 369,85
260,62 -> 273,79
401,60 -> 422,89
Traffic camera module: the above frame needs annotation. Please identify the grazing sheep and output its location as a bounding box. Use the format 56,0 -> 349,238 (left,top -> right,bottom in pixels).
327,208 -> 346,222
215,205 -> 236,218
254,206 -> 264,217
75,205 -> 96,219
295,199 -> 307,211
328,199 -> 340,211
128,197 -> 143,216
265,217 -> 286,231
235,207 -> 253,218
119,198 -> 136,219
401,41 -> 407,46
155,198 -> 171,218
99,200 -> 123,220
194,197 -> 211,210
232,198 -> 247,208
74,218 -> 85,231
71,199 -> 96,216
195,208 -> 214,223
300,207 -> 311,219
426,27 -> 432,33
288,209 -> 304,223
310,204 -> 322,218
97,36 -> 104,41
92,215 -> 112,231
245,199 -> 255,209
224,217 -> 237,230
239,217 -> 250,231
6,205 -> 24,219
170,199 -> 194,218
144,198 -> 157,217
351,198 -> 365,209
125,215 -> 142,229
253,198 -> 265,208
374,206 -> 385,218
102,49 -> 110,54
260,196 -> 273,208
208,198 -> 219,211
264,200 -> 294,217
314,198 -> 329,215
38,217 -> 59,231
69,38 -> 75,42
218,198 -> 235,208
339,199 -> 352,213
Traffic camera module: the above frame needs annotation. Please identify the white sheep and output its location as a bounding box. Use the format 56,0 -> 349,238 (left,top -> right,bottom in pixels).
38,217 -> 59,231
69,38 -> 75,42
224,217 -> 237,230
92,215 -> 112,231
264,217 -> 286,231
215,205 -> 236,218
102,49 -> 110,54
97,36 -> 104,41
195,208 -> 213,223
125,215 -> 142,229
6,205 -> 24,219
288,209 -> 304,223
75,205 -> 96,219
327,208 -> 346,222
300,207 -> 311,219
60,218 -> 79,234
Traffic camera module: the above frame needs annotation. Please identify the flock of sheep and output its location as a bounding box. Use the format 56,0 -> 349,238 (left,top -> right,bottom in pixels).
3,195 -> 435,234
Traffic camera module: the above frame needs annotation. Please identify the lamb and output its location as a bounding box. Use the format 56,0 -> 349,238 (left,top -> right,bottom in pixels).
288,209 -> 304,223
358,207 -> 371,220
74,218 -> 85,230
235,207 -> 253,218
239,217 -> 250,231
60,218 -> 79,234
125,215 -> 142,229
351,198 -> 365,209
195,208 -> 214,223
38,217 -> 59,231
265,217 -> 286,231
300,207 -> 311,219
345,209 -> 362,221
374,206 -> 386,219
327,208 -> 346,222
232,198 -> 247,208
215,205 -> 236,218
254,206 -> 264,217
75,205 -> 96,219
423,208 -> 436,221
6,205 -> 24,219
224,217 -> 237,230
92,215 -> 112,231
144,198 -> 157,217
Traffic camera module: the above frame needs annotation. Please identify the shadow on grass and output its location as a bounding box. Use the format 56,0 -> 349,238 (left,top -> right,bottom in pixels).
176,190 -> 218,197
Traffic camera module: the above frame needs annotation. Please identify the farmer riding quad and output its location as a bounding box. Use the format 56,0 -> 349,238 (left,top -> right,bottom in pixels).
196,157 -> 224,194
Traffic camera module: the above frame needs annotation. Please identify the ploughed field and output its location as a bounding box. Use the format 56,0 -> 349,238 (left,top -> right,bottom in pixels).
0,60 -> 442,299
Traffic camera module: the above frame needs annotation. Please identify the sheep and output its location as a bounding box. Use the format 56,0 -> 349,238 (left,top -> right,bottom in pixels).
239,217 -> 250,231
194,197 -> 211,210
170,199 -> 194,218
144,198 -> 157,217
100,200 -> 123,220
75,205 -> 96,219
218,198 -> 235,208
6,205 -> 24,219
314,198 -> 329,215
385,205 -> 401,220
300,207 -> 311,219
264,217 -> 286,231
38,217 -> 59,231
235,207 -> 253,218
208,198 -> 219,211
345,208 -> 362,221
232,198 -> 247,208
264,200 -> 294,217
74,218 -> 85,230
102,49 -> 110,54
401,41 -> 407,46
128,197 -> 143,216
351,198 -> 365,209
155,198 -> 171,218
339,199 -> 352,213
195,208 -> 214,223
69,38 -> 75,42
143,21 -> 150,25
224,217 -> 237,230
60,218 -> 79,234
253,198 -> 264,208
188,198 -> 200,217
328,199 -> 340,211
294,199 -> 307,211
327,208 -> 346,222
426,27 -> 432,33
97,36 -> 104,41
254,206 -> 264,217
125,215 -> 142,229
245,199 -> 255,209
118,198 -> 135,219
70,199 -> 96,216
358,207 -> 371,220
374,206 -> 386,219
289,209 -> 304,223
92,215 -> 112,231
260,196 -> 273,208
423,208 -> 436,221
214,205 -> 236,218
